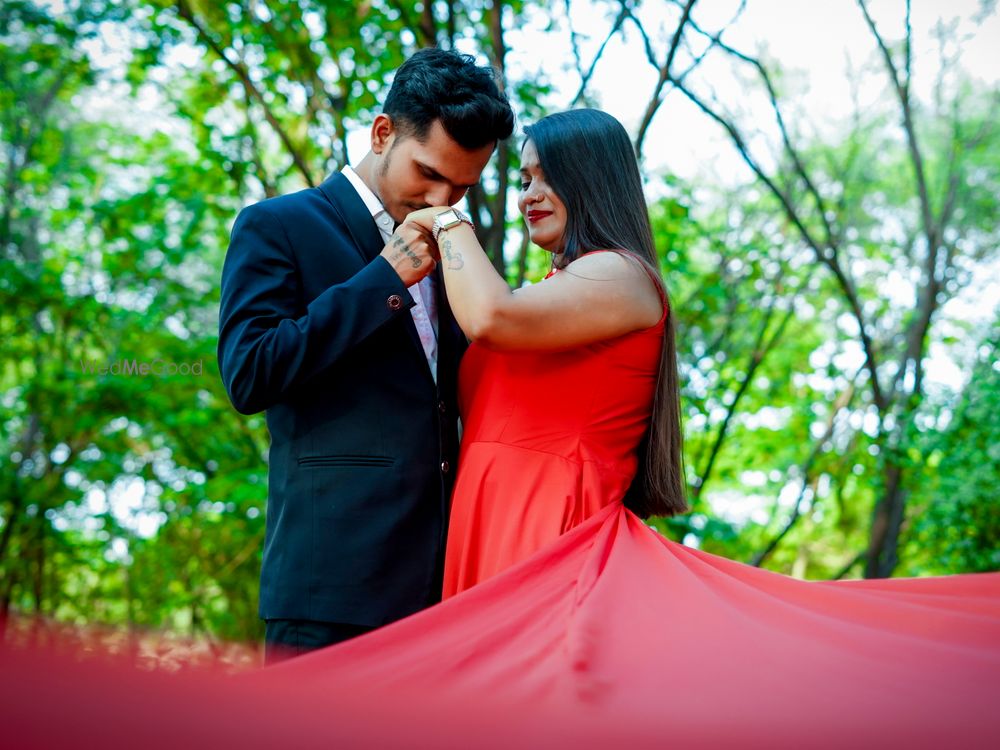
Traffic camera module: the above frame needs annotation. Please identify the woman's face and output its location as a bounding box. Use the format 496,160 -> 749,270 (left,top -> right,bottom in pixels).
517,139 -> 567,253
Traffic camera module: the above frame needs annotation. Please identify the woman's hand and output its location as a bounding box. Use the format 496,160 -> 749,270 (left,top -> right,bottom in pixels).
404,206 -> 455,235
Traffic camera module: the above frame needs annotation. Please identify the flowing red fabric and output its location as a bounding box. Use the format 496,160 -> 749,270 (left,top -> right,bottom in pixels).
3,266 -> 1000,746
3,505 -> 1000,747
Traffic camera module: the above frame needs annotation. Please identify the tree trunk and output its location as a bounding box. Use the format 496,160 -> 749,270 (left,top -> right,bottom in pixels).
865,462 -> 906,578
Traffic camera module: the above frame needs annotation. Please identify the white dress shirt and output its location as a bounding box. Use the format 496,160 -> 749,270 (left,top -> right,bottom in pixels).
342,166 -> 438,382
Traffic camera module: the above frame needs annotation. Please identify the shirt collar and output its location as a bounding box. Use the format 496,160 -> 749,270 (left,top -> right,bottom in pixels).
342,165 -> 395,237
342,165 -> 385,216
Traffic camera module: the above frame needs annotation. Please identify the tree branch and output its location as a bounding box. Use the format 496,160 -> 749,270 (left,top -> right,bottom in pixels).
239,88 -> 276,198
750,375 -> 858,567
481,0 -> 510,276
514,222 -> 531,288
693,268 -> 803,497
857,0 -> 933,244
420,0 -> 438,47
631,0 -> 699,161
670,76 -> 887,411
174,0 -> 315,187
569,4 -> 628,106
686,19 -> 838,250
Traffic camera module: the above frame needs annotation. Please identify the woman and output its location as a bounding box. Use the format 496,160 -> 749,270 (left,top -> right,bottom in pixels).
406,108 -> 687,596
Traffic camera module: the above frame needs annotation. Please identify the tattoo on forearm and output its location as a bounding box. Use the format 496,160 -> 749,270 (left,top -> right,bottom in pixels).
442,239 -> 464,271
391,236 -> 422,268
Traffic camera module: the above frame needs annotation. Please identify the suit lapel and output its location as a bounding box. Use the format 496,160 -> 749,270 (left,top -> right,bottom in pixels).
317,172 -> 384,263
317,172 -> 432,381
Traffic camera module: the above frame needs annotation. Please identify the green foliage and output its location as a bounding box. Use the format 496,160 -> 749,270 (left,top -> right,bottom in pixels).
1,0 -> 264,641
899,323 -> 1000,575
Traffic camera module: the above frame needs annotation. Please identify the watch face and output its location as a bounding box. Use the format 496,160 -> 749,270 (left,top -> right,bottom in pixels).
438,209 -> 460,227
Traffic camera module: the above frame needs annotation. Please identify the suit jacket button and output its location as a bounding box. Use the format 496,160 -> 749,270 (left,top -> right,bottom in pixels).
438,400 -> 447,414
440,460 -> 450,474
387,294 -> 403,311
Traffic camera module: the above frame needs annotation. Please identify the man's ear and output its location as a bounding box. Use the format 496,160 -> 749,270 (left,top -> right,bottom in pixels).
371,114 -> 395,155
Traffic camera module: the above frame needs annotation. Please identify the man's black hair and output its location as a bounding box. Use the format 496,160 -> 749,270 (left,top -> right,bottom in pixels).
383,47 -> 515,150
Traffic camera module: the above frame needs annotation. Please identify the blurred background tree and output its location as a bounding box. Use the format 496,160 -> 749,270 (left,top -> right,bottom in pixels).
2,0 -> 997,646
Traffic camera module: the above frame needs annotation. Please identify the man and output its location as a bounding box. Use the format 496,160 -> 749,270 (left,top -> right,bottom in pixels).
218,48 -> 514,661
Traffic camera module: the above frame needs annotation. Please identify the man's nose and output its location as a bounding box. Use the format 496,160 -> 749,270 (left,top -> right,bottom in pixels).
425,183 -> 453,207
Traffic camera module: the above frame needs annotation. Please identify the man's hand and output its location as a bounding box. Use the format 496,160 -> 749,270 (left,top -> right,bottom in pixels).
379,219 -> 439,287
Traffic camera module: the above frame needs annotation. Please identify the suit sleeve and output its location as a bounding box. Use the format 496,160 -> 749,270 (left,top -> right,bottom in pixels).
218,202 -> 413,415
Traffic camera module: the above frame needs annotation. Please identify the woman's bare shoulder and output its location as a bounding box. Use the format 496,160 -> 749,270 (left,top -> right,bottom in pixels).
561,250 -> 663,325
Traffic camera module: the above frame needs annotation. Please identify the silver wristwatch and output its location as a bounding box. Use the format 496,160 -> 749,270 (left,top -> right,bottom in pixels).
431,208 -> 474,243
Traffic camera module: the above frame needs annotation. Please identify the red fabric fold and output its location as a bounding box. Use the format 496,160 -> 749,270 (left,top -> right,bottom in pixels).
4,504 -> 998,748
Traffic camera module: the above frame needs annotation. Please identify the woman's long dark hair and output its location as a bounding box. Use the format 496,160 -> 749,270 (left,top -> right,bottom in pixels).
524,109 -> 687,518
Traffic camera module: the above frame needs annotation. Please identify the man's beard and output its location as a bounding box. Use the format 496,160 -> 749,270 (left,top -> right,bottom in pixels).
376,143 -> 406,223
377,141 -> 430,222
377,139 -> 395,179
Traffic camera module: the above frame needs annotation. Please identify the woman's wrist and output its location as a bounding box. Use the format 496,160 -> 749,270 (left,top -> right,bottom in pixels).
438,222 -> 476,271
431,208 -> 474,243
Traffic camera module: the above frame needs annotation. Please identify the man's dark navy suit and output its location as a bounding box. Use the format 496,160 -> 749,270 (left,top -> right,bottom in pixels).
218,172 -> 465,628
